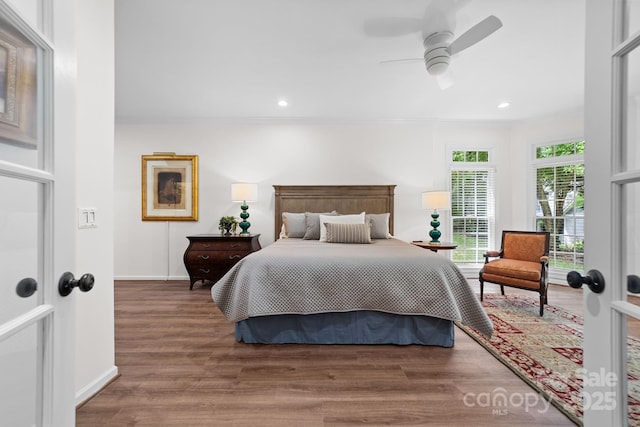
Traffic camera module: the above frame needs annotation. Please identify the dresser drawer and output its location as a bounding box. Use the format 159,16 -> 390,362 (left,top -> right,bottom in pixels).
185,250 -> 249,265
189,265 -> 228,280
190,240 -> 253,251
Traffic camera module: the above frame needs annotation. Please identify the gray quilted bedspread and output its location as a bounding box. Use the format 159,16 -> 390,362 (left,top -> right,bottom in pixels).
212,238 -> 493,338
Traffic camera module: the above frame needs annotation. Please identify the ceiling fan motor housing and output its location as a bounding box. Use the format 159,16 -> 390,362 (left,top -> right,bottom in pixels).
423,31 -> 453,75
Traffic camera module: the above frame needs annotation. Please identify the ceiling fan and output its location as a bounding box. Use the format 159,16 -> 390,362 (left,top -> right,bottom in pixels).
365,1 -> 503,89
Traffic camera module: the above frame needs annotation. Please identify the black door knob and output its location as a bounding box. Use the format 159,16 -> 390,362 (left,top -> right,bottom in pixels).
58,272 -> 95,297
16,278 -> 37,298
628,275 -> 640,294
567,269 -> 605,294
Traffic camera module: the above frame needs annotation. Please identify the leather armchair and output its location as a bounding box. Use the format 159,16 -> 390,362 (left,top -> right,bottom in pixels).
479,230 -> 551,316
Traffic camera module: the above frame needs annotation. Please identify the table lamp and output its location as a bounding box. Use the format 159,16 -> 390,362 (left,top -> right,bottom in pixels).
231,183 -> 258,235
421,191 -> 451,243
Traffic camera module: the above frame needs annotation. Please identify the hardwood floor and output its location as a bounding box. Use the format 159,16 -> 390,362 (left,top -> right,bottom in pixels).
76,280 -> 589,426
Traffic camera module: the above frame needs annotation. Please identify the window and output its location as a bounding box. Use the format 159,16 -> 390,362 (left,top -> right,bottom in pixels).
534,140 -> 584,271
450,150 -> 495,264
452,150 -> 489,163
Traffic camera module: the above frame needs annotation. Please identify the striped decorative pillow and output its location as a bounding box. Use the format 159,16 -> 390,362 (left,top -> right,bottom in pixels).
324,222 -> 372,244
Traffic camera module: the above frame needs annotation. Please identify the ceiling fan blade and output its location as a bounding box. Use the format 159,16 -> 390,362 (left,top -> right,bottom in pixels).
379,58 -> 422,64
364,0 -> 471,38
422,0 -> 470,36
363,17 -> 422,37
447,15 -> 502,56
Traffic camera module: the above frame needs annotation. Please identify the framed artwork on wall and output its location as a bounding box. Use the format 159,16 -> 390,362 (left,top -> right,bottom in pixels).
0,19 -> 38,148
141,153 -> 198,221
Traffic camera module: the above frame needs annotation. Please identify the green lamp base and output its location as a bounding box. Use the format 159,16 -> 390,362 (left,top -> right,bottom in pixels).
429,211 -> 441,243
239,202 -> 251,235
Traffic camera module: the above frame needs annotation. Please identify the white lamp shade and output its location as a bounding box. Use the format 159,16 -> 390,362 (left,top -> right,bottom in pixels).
231,183 -> 258,202
422,191 -> 451,210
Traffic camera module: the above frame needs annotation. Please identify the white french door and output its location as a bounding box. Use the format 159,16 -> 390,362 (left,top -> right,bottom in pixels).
583,0 -> 640,425
0,1 -> 79,426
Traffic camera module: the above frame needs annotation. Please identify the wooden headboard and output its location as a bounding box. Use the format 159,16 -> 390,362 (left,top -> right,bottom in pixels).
273,185 -> 396,240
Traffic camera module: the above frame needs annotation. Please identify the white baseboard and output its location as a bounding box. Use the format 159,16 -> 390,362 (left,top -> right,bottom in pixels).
113,275 -> 189,281
456,264 -> 483,280
549,271 -> 571,286
75,365 -> 119,406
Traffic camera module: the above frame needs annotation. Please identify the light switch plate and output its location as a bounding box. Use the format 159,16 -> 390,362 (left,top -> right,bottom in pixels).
78,207 -> 97,229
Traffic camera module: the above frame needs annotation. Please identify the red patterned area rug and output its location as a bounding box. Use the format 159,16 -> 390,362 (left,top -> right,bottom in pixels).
456,294 -> 640,426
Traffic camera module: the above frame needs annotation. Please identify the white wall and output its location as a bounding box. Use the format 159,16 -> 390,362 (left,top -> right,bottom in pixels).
74,0 -> 116,404
115,119 -> 520,279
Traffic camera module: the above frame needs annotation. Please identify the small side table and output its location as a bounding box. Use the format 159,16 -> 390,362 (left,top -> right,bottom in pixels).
183,234 -> 261,289
411,241 -> 458,253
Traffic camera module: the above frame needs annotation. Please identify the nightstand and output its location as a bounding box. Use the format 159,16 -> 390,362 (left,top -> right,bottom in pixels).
183,234 -> 261,289
411,241 -> 458,253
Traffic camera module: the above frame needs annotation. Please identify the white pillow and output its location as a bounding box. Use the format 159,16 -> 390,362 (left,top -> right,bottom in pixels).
318,212 -> 365,242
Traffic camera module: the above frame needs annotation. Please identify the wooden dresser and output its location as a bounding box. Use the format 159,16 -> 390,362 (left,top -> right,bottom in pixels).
183,234 -> 261,289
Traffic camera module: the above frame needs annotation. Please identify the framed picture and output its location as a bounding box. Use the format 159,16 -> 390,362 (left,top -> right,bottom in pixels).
0,23 -> 38,148
141,154 -> 198,221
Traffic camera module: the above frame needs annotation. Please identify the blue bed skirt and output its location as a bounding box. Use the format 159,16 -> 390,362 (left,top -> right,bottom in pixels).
235,311 -> 454,347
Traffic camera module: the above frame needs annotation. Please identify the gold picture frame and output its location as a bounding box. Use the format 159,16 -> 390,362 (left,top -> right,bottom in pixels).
141,154 -> 198,221
0,18 -> 38,148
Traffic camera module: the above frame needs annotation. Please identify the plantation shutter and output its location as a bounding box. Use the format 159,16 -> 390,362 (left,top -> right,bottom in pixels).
450,167 -> 496,263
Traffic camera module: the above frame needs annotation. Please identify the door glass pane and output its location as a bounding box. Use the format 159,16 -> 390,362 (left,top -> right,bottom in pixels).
0,175 -> 40,324
624,0 -> 640,39
0,322 -> 39,427
0,14 -> 42,169
623,44 -> 640,172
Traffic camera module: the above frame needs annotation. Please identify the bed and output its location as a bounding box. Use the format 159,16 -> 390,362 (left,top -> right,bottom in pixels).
212,185 -> 492,346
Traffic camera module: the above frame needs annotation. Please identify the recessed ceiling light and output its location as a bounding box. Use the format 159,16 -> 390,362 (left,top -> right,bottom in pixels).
497,101 -> 510,109
277,99 -> 288,107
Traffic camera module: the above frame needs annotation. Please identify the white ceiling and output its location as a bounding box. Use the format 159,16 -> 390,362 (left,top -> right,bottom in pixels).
114,0 -> 585,122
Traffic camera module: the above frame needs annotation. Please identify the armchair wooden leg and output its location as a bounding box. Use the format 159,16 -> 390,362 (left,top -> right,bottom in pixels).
539,294 -> 545,316
500,285 -> 504,296
479,280 -> 484,301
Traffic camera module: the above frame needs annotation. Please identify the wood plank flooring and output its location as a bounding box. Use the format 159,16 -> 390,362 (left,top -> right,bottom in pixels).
76,280 -> 590,426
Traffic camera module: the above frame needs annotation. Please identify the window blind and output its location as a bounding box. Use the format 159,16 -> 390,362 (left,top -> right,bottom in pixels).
450,167 -> 496,263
